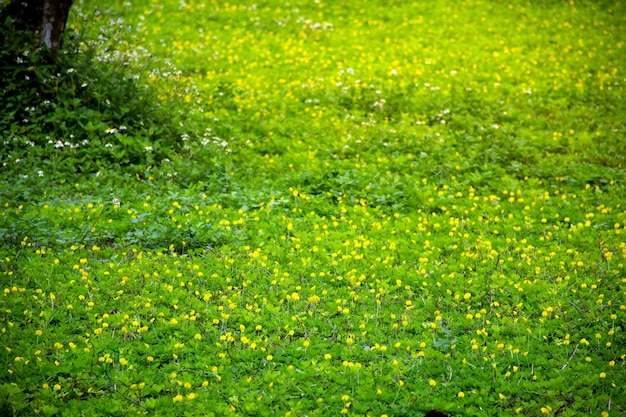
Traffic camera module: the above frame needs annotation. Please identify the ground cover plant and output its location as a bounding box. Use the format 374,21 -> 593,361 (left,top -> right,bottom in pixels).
1,0 -> 625,415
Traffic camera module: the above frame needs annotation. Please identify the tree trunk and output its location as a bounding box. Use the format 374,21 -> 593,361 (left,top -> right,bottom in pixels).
1,0 -> 74,61
40,0 -> 74,60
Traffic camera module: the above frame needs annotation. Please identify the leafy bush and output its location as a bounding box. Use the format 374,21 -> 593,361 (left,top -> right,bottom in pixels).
0,4 -> 192,173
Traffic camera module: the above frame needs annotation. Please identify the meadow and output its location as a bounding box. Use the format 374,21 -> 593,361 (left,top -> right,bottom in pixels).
0,0 -> 625,415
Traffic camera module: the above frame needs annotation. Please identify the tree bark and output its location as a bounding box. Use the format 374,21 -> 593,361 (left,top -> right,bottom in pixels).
1,0 -> 74,61
40,0 -> 74,60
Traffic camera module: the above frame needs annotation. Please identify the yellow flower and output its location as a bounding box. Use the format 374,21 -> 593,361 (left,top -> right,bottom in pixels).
458,391 -> 465,398
173,394 -> 183,402
428,379 -> 436,387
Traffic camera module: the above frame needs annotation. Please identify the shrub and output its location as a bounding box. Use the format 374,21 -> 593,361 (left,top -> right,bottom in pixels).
0,4 -> 191,174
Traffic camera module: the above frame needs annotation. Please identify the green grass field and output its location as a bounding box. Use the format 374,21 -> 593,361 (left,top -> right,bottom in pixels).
1,0 -> 625,415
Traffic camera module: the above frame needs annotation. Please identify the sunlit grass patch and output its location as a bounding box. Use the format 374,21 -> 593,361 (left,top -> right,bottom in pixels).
3,178 -> 625,415
1,0 -> 625,416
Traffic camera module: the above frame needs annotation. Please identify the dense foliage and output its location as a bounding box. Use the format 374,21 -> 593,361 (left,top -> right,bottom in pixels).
0,4 -> 189,173
1,0 -> 625,416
